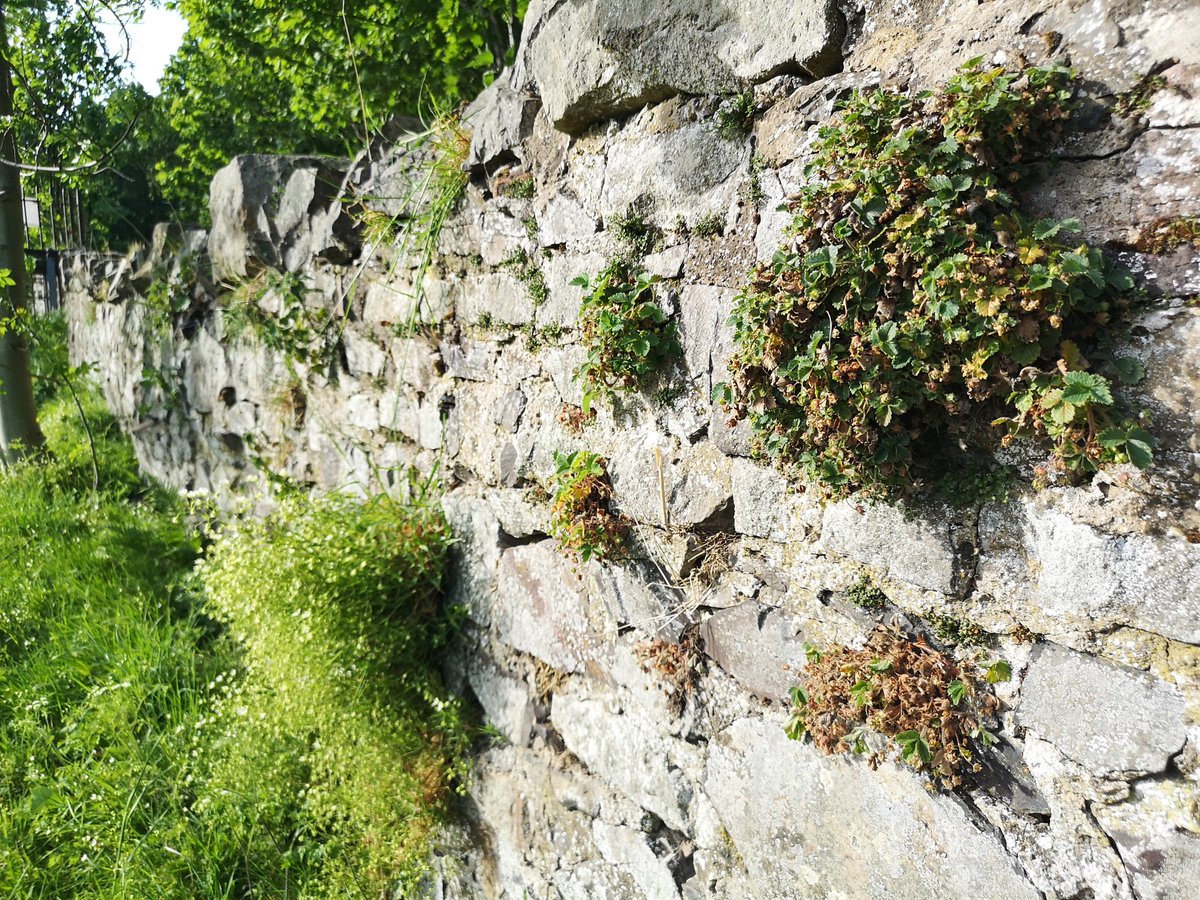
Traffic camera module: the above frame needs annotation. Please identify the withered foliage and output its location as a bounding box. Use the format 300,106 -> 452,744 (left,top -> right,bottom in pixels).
635,628 -> 704,712
787,626 -> 1001,789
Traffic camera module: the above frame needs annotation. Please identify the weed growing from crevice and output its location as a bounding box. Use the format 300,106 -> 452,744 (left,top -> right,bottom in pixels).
717,90 -> 757,140
222,269 -> 340,373
572,262 -> 681,414
500,247 -> 549,308
846,575 -> 888,609
1129,216 -> 1200,255
635,628 -> 705,713
497,172 -> 536,199
548,450 -> 628,563
609,200 -> 663,260
1112,71 -> 1167,118
692,211 -> 725,239
787,626 -> 1001,789
928,613 -> 987,648
719,60 -> 1151,499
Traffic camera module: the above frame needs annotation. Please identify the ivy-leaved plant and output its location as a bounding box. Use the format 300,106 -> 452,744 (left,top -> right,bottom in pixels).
719,60 -> 1150,498
573,264 -> 680,414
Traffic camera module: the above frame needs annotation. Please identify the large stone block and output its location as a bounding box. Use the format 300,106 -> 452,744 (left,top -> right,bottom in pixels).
700,602 -> 808,701
703,716 -> 1042,900
552,685 -> 704,832
818,500 -> 961,595
493,541 -> 617,675
1016,643 -> 1187,777
977,499 -> 1200,644
208,155 -> 349,281
610,430 -> 733,528
527,0 -> 844,134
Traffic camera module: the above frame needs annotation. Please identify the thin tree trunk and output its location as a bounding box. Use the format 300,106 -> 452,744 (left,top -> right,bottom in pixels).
0,6 -> 45,462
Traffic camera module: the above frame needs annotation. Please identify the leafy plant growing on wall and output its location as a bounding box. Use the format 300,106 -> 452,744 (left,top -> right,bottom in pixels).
572,264 -> 681,414
786,626 -> 1002,789
548,450 -> 627,563
718,60 -> 1151,498
222,269 -> 339,372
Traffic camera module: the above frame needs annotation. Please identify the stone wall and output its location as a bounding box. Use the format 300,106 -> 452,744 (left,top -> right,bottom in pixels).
63,0 -> 1200,897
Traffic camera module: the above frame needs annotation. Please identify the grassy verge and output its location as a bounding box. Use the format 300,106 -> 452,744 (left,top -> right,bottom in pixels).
0,372 -> 467,896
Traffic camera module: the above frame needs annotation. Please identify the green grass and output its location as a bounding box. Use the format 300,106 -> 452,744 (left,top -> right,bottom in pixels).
0,379 -> 468,896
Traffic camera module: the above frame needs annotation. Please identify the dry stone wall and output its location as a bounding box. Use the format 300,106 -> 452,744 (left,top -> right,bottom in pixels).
64,0 -> 1200,897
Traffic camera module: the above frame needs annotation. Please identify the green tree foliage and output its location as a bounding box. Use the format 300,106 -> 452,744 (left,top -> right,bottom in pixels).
155,0 -> 527,220
4,1 -> 169,246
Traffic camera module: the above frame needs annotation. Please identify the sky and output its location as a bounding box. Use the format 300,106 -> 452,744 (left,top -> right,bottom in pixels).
98,5 -> 189,95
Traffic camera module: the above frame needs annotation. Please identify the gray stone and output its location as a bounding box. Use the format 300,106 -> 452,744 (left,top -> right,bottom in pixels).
537,193 -> 598,246
703,716 -> 1042,900
494,388 -> 528,433
601,115 -> 749,228
1092,779 -> 1200,900
457,271 -> 535,326
342,329 -> 388,379
440,337 -> 497,382
730,458 -> 791,541
977,499 -> 1200,644
467,658 -> 536,746
442,492 -> 504,626
208,155 -> 348,281
610,431 -> 733,528
527,0 -> 843,133
591,820 -> 681,900
493,541 -> 617,676
644,245 -> 687,280
677,285 -> 734,394
700,602 -> 807,701
1016,643 -> 1187,777
590,561 -> 683,638
465,72 -> 541,169
552,685 -> 703,832
818,500 -> 961,596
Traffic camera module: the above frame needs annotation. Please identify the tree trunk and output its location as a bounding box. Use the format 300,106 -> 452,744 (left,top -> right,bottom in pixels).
0,6 -> 45,462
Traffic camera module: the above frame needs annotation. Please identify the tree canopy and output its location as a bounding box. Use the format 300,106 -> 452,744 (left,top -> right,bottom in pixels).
153,0 -> 526,221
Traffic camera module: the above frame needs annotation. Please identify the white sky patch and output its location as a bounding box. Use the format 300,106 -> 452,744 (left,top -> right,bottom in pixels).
98,5 -> 188,95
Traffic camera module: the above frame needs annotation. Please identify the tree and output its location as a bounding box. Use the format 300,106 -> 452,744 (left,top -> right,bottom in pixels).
154,0 -> 527,221
0,5 -> 44,460
0,0 -> 145,459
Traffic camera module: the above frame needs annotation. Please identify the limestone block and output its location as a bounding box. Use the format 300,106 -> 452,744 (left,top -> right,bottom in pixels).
208,155 -> 348,281
527,0 -> 843,134
342,329 -> 388,379
537,192 -> 598,246
492,541 -> 617,675
467,657 -> 536,747
610,431 -> 733,527
457,272 -> 535,327
464,72 -> 541,169
1092,779 -> 1200,900
818,500 -> 960,595
703,715 -> 1042,900
730,457 -> 791,542
700,601 -> 808,702
1016,643 -> 1187,777
552,685 -> 704,832
977,499 -> 1200,644
591,820 -> 681,900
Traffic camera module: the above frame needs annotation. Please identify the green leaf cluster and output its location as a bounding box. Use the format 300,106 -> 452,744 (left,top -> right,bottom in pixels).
573,264 -> 681,414
153,0 -> 525,219
548,450 -> 627,563
721,61 -> 1151,498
